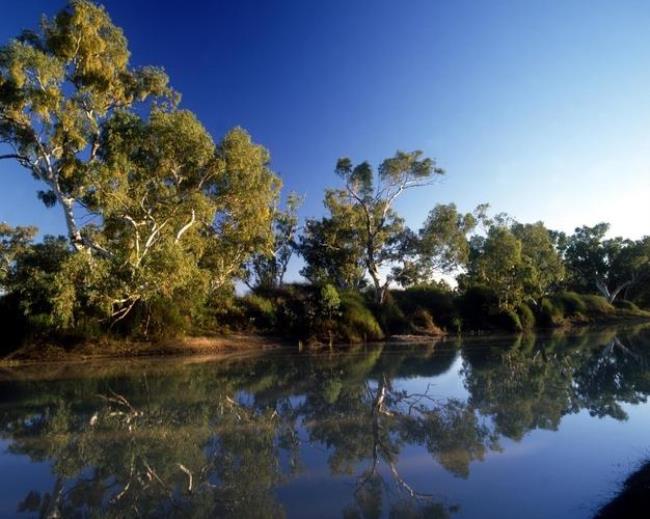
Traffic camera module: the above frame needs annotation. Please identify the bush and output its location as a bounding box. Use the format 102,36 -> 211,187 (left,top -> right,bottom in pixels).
409,308 -> 445,336
391,285 -> 456,330
517,303 -> 536,330
339,291 -> 384,342
539,298 -> 565,327
456,285 -> 500,331
0,293 -> 30,353
374,292 -> 408,334
555,291 -> 587,316
241,293 -> 277,330
582,294 -> 615,315
496,308 -> 523,332
614,300 -> 641,312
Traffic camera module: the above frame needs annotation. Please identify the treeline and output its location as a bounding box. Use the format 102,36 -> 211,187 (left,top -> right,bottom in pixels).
1,1 -> 649,350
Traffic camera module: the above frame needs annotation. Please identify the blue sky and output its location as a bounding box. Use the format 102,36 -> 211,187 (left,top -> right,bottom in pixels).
2,0 -> 650,278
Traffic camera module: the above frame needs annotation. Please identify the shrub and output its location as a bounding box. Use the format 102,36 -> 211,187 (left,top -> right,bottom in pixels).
582,294 -> 615,315
555,291 -> 587,316
241,293 -> 277,330
496,308 -> 523,332
614,300 -> 641,312
0,293 -> 30,353
339,291 -> 384,342
409,308 -> 445,336
539,298 -> 565,327
375,292 -> 408,334
391,285 -> 456,330
517,302 -> 536,330
456,285 -> 500,331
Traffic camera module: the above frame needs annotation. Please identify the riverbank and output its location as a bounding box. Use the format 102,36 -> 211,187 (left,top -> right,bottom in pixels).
2,316 -> 649,368
0,334 -> 289,367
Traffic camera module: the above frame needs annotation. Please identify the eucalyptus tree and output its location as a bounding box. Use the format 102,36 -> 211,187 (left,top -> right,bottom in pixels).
299,190 -> 367,290
467,225 -> 525,310
465,217 -> 564,310
0,222 -> 37,287
245,192 -> 302,290
511,222 -> 565,305
329,151 -> 444,302
0,1 -> 281,326
0,0 -> 175,253
408,203 -> 478,285
564,224 -> 650,303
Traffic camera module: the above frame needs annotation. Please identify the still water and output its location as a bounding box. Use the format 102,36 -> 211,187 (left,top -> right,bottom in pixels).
1,327 -> 649,518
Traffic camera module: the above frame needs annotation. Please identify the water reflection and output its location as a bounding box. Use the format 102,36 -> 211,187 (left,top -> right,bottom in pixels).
1,325 -> 649,518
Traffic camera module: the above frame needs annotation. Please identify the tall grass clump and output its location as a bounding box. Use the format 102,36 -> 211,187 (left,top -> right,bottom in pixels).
338,291 -> 384,342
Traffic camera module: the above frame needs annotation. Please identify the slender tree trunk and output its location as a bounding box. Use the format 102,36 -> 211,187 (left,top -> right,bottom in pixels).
609,280 -> 633,303
367,261 -> 384,304
56,191 -> 85,251
597,278 -> 634,303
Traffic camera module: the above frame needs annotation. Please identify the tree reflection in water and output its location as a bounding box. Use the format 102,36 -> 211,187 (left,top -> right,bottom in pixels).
1,326 -> 649,518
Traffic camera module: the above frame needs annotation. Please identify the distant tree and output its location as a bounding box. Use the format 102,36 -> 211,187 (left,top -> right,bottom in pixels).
0,223 -> 37,287
564,224 -> 650,303
511,222 -> 565,304
467,225 -> 524,310
465,219 -> 563,309
299,190 -> 367,290
330,151 -> 444,302
410,203 -> 478,285
245,192 -> 302,290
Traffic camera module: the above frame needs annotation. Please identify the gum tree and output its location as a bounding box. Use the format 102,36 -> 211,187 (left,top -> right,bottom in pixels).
0,0 -> 174,253
331,151 -> 443,302
1,1 -> 281,327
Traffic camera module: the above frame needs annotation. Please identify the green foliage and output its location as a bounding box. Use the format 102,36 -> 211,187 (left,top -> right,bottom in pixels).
391,285 -> 456,331
614,300 -> 641,312
416,203 -> 477,280
325,151 -> 443,302
299,192 -> 367,290
539,298 -> 565,327
512,222 -> 565,303
517,303 -> 536,330
374,292 -> 408,333
455,285 -> 500,331
465,219 -> 564,311
497,308 -> 523,333
241,294 -> 277,331
338,291 -> 384,342
0,1 -> 281,335
245,192 -> 303,289
555,291 -> 587,316
564,225 -> 650,303
581,294 -> 616,315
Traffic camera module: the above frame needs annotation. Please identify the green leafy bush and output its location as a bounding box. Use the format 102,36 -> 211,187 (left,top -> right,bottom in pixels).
517,303 -> 536,330
497,308 -> 523,332
374,292 -> 408,334
392,285 -> 456,330
455,285 -> 500,331
539,298 -> 565,327
555,291 -> 587,316
614,300 -> 641,312
241,293 -> 277,331
581,295 -> 615,315
339,291 -> 384,342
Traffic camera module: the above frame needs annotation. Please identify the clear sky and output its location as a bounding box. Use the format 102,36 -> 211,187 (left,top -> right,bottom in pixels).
1,0 -> 649,279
